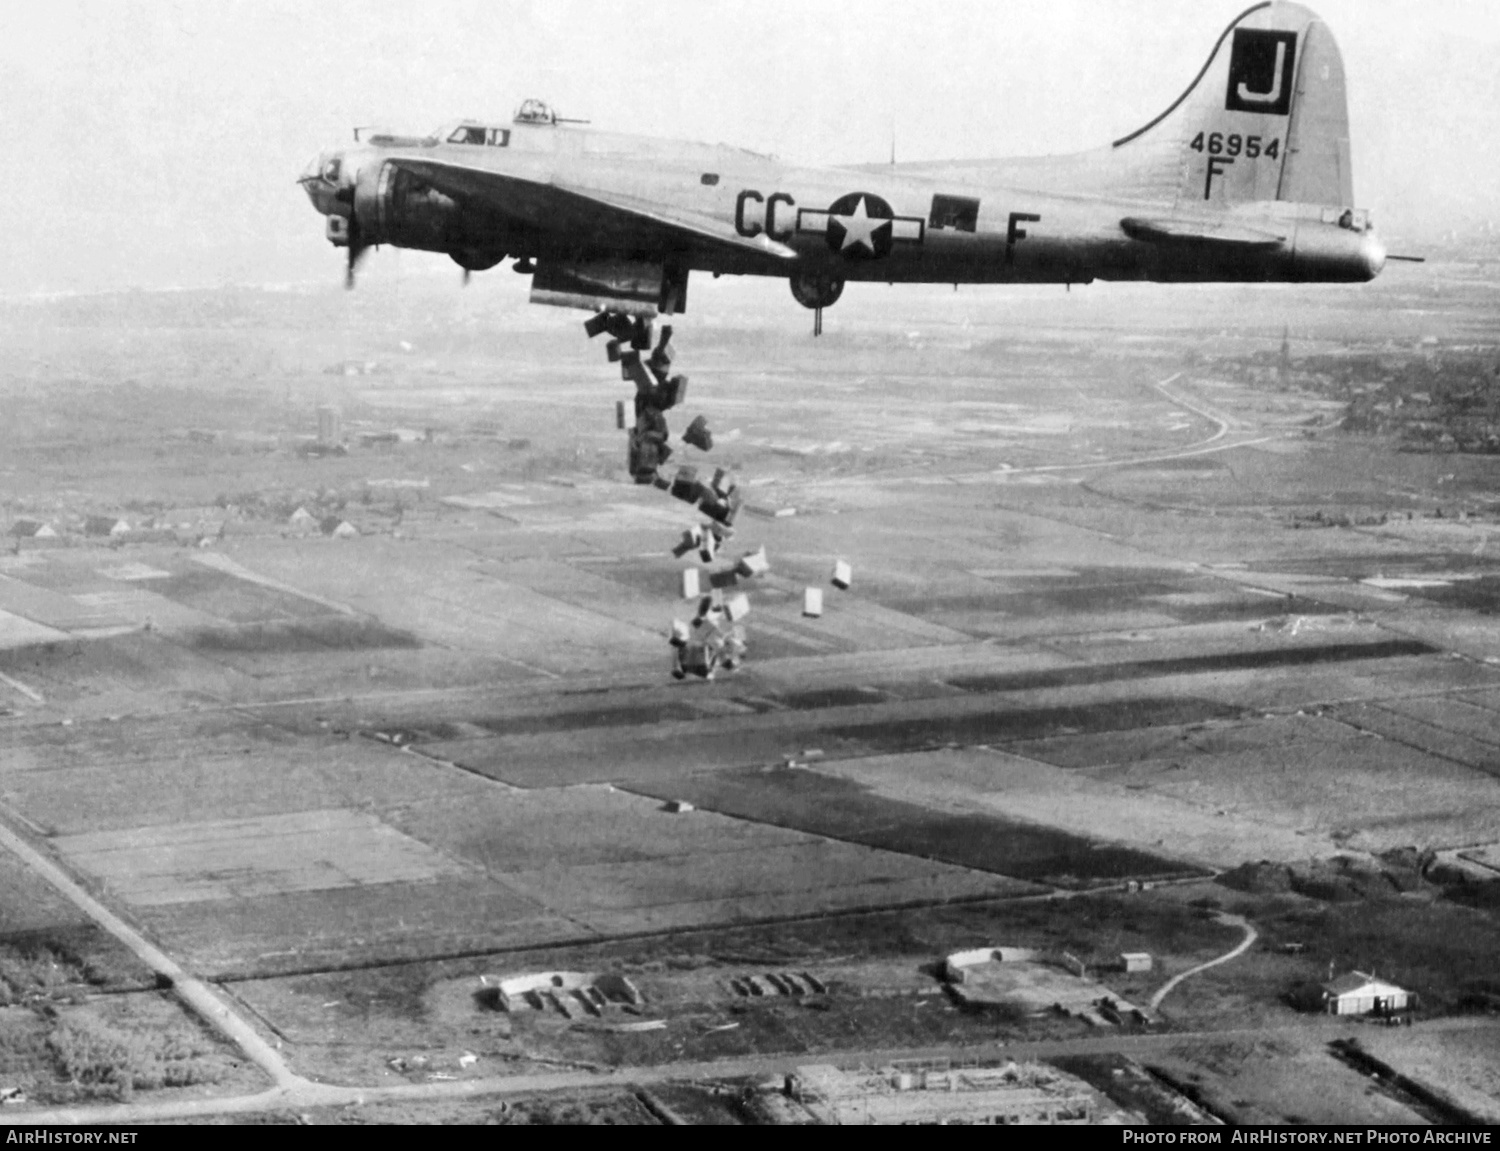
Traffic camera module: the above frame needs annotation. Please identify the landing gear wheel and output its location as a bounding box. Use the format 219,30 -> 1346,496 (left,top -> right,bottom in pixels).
449,249 -> 505,273
789,270 -> 844,311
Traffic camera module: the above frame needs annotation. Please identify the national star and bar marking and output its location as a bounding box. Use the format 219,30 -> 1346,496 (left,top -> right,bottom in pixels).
797,193 -> 924,257
831,195 -> 883,254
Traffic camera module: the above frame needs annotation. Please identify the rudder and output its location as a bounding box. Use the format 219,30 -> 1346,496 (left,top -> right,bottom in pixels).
1277,17 -> 1353,206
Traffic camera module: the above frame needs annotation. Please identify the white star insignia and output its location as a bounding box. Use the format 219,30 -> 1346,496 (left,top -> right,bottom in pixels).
831,196 -> 889,254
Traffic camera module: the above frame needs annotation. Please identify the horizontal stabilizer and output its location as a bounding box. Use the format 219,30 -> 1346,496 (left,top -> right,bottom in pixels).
1120,216 -> 1287,247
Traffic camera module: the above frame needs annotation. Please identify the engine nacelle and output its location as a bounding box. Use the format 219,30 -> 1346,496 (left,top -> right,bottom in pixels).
790,268 -> 844,310
352,162 -> 505,270
352,161 -> 460,254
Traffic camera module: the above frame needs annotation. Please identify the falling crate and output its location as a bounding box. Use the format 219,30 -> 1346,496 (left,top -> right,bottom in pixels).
683,415 -> 713,452
648,344 -> 675,380
584,312 -> 611,339
736,547 -> 769,578
681,641 -> 718,680
606,339 -> 623,364
680,568 -> 701,599
628,430 -> 664,482
723,625 -> 748,669
668,619 -> 691,648
725,593 -> 751,622
670,466 -> 701,505
699,488 -> 742,527
624,355 -> 655,392
831,560 -> 853,590
697,532 -> 719,563
604,313 -> 636,341
615,400 -> 627,430
708,569 -> 740,590
630,316 -> 653,351
672,526 -> 703,558
803,587 -> 824,618
697,490 -> 726,522
663,800 -> 695,813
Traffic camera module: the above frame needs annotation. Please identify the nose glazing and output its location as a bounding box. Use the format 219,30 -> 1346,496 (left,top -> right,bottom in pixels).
299,152 -> 344,215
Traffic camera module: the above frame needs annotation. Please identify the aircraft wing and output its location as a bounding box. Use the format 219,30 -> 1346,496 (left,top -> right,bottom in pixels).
1120,217 -> 1287,248
385,158 -> 798,261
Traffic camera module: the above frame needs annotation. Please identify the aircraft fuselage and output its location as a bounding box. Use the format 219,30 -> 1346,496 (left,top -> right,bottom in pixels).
304,122 -> 1383,292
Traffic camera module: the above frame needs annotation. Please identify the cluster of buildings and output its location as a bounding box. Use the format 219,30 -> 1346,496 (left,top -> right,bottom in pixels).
9,509 -> 225,547
776,1060 -> 1104,1126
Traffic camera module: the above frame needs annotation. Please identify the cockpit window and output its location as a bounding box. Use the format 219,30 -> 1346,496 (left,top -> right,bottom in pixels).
445,125 -> 511,147
321,157 -> 341,184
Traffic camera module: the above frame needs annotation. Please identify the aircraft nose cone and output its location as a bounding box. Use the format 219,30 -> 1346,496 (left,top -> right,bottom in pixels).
299,152 -> 340,215
298,155 -> 322,200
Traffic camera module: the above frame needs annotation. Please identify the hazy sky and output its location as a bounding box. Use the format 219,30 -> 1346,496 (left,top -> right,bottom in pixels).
2,1 -> 1496,294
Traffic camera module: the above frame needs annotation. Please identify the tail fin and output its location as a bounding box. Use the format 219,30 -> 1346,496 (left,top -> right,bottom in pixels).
1113,2 -> 1354,208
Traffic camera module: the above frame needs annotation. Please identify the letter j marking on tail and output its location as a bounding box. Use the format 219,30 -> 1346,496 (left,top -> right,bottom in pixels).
1225,29 -> 1297,116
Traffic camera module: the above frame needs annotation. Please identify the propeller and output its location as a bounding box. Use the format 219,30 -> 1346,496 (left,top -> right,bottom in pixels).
344,214 -> 369,290
462,267 -> 471,287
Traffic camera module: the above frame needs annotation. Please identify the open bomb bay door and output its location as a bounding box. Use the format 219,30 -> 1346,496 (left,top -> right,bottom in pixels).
531,258 -> 688,317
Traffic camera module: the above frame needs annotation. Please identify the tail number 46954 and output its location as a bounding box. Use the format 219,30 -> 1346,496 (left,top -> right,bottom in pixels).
1190,132 -> 1279,159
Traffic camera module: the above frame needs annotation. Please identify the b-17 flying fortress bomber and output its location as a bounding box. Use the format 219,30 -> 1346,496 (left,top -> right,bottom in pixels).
299,1 -> 1391,328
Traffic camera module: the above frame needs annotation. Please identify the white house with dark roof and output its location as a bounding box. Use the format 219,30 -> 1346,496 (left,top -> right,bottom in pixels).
1321,971 -> 1413,1016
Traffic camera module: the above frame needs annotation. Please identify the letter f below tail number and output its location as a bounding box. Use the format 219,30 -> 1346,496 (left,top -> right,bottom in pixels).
1204,155 -> 1235,200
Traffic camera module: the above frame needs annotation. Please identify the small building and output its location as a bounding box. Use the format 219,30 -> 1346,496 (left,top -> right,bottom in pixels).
492,971 -> 642,1016
945,947 -> 1041,983
9,519 -> 55,539
1120,952 -> 1153,974
84,515 -> 130,537
942,947 -> 1149,1027
1321,971 -> 1413,1016
320,516 -> 358,539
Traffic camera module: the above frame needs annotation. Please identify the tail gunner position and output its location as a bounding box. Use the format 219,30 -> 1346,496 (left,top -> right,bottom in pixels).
300,3 -> 1392,324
